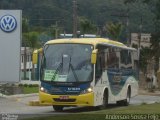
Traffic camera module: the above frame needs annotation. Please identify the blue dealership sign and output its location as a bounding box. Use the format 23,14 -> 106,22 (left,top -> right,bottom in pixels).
0,14 -> 17,32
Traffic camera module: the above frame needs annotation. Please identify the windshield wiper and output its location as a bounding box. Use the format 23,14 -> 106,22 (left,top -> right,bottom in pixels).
51,62 -> 63,81
68,57 -> 79,82
51,55 -> 79,82
51,54 -> 65,81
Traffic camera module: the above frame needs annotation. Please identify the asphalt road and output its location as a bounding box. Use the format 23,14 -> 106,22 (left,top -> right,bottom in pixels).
0,94 -> 160,119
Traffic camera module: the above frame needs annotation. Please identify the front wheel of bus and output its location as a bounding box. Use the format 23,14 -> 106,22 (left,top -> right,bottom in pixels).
101,90 -> 108,109
53,105 -> 63,112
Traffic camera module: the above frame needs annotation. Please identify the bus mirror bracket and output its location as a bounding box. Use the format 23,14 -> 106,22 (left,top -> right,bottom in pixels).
91,49 -> 98,64
32,48 -> 43,64
32,50 -> 38,64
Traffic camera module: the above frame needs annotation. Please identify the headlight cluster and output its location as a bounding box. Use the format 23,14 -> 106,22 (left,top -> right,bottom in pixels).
80,87 -> 93,94
40,87 -> 48,93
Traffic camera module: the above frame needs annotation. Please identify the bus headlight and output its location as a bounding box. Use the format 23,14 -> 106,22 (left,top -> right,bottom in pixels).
87,87 -> 93,92
80,87 -> 93,94
40,87 -> 48,93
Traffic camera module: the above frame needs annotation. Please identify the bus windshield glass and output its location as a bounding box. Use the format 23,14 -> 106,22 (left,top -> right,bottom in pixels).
41,44 -> 93,83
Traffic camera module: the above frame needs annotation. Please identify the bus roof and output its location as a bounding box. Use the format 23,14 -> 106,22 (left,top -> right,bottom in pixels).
45,38 -> 137,51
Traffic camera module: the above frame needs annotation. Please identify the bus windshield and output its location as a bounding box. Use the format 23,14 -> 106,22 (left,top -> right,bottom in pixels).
41,44 -> 93,83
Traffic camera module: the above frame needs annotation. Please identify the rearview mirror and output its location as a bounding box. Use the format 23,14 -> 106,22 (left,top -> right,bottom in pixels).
32,48 -> 43,64
91,49 -> 98,64
32,50 -> 38,64
38,48 -> 43,54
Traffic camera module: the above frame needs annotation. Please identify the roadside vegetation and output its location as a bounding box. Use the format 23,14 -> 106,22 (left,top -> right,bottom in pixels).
19,84 -> 39,94
0,84 -> 39,95
23,103 -> 160,120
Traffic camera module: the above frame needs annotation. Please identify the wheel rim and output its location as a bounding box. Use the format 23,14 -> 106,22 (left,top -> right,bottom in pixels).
127,90 -> 130,104
103,93 -> 108,107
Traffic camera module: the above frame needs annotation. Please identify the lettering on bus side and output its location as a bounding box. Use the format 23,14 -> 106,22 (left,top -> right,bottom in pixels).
68,87 -> 81,91
102,81 -> 107,84
112,75 -> 122,84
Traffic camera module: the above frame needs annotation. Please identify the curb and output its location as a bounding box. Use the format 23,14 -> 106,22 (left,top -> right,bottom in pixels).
0,93 -> 6,97
2,93 -> 38,99
139,92 -> 160,96
28,100 -> 52,106
139,90 -> 160,96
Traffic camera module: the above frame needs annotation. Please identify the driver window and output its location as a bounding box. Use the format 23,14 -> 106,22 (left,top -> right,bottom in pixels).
95,52 -> 103,79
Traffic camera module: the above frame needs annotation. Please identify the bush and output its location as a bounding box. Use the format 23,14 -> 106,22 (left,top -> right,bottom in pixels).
32,84 -> 39,87
18,84 -> 23,87
28,84 -> 33,87
24,84 -> 28,87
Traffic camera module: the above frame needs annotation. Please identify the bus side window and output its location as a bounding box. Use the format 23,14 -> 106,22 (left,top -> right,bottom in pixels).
107,48 -> 119,69
120,50 -> 132,69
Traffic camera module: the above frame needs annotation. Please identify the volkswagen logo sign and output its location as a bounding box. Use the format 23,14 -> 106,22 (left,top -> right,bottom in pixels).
0,15 -> 17,33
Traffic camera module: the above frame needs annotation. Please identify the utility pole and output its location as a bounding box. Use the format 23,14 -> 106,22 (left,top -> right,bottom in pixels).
138,16 -> 142,49
137,16 -> 142,84
55,21 -> 58,39
23,19 -> 29,80
126,7 -> 130,46
24,44 -> 27,80
73,0 -> 77,38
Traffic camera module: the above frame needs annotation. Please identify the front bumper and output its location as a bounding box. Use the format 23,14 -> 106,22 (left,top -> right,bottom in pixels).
39,91 -> 94,106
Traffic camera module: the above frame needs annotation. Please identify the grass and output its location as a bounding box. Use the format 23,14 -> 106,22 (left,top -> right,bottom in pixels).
23,86 -> 39,94
93,103 -> 160,114
23,103 -> 160,120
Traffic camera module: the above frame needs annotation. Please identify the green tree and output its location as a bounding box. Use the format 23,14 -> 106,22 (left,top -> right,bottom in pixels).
23,32 -> 40,50
148,0 -> 160,72
123,0 -> 150,4
79,17 -> 97,35
124,0 -> 137,4
23,31 -> 40,80
22,18 -> 29,80
103,22 -> 123,41
22,18 -> 41,50
1,0 -> 156,33
22,18 -> 29,46
139,47 -> 152,73
150,33 -> 160,72
22,18 -> 41,80
124,0 -> 159,73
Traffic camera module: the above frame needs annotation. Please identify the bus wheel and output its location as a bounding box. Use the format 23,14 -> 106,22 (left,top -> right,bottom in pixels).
116,88 -> 131,106
124,88 -> 131,106
53,105 -> 63,112
101,90 -> 108,109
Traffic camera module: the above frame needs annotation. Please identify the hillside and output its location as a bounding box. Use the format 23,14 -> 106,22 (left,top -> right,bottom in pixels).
0,0 -> 155,33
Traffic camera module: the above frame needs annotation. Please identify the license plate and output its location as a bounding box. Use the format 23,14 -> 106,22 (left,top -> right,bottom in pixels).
59,96 -> 69,100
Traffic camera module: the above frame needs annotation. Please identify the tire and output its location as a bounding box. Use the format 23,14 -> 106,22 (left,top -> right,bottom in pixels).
123,88 -> 131,106
116,100 -> 123,106
53,105 -> 63,112
101,90 -> 108,109
116,88 -> 131,106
